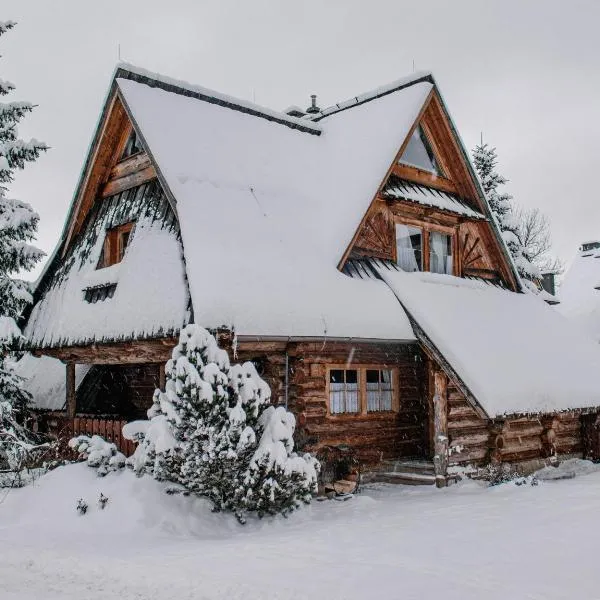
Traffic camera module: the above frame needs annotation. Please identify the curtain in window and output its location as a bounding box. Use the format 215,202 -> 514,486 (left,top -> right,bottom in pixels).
396,224 -> 422,272
366,369 -> 393,412
430,231 -> 453,275
329,370 -> 359,414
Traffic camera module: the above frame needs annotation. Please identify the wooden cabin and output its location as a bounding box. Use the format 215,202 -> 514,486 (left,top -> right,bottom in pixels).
21,65 -> 600,485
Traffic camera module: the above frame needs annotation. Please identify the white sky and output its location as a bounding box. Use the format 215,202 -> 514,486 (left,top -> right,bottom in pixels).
4,0 -> 600,278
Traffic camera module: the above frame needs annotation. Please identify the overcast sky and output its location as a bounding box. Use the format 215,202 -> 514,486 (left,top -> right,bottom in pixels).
3,0 -> 600,278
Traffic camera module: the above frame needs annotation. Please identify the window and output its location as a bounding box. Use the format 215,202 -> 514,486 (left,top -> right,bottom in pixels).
396,224 -> 422,272
429,231 -> 453,275
329,369 -> 359,414
97,222 -> 134,269
395,222 -> 456,276
399,126 -> 443,176
366,369 -> 393,412
328,367 -> 397,415
120,130 -> 142,160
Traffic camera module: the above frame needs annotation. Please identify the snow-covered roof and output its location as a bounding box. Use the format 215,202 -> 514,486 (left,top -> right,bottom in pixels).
381,176 -> 485,219
376,266 -> 600,416
25,182 -> 189,348
12,354 -> 89,411
116,68 -> 432,339
557,247 -> 600,341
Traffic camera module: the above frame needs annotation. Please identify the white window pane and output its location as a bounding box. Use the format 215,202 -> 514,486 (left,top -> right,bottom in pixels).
399,126 -> 442,175
430,231 -> 453,275
396,224 -> 422,272
346,384 -> 359,413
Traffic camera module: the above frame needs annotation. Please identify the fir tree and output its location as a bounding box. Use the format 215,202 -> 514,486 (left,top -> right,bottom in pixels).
132,325 -> 319,523
472,143 -> 539,283
0,20 -> 48,469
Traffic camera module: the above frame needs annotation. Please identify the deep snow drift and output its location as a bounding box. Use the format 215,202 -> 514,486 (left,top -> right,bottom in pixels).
1,462 -> 600,599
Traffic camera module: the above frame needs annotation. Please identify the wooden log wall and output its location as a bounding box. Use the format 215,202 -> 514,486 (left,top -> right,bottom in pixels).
554,412 -> 583,456
447,383 -> 490,466
237,340 -> 429,464
448,379 -> 591,466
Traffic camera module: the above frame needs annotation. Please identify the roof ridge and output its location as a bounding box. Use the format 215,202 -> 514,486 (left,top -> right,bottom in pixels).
114,62 -> 322,136
310,71 -> 434,121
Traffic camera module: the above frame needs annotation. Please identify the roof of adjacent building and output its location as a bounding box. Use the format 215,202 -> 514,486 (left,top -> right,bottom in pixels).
557,245 -> 600,341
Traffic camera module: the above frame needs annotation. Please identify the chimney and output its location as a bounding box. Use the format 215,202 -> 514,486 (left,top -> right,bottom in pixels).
305,94 -> 320,114
541,271 -> 556,297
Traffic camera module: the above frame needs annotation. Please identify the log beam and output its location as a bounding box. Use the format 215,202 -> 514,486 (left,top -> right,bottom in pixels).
34,337 -> 178,365
66,362 -> 76,418
433,369 -> 449,487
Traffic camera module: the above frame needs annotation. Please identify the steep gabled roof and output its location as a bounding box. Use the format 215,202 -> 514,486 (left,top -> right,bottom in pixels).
114,65 -> 434,339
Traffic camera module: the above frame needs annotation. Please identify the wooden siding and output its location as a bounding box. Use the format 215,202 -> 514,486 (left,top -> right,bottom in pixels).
447,383 -> 490,465
237,340 -> 430,464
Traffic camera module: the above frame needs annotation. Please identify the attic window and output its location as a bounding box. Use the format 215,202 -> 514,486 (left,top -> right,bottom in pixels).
399,125 -> 443,176
84,284 -> 117,304
97,222 -> 134,269
120,130 -> 142,160
396,224 -> 423,272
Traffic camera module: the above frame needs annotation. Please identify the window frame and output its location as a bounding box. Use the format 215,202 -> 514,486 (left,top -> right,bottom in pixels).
326,365 -> 399,417
398,125 -> 445,177
97,222 -> 135,269
393,217 -> 458,276
119,129 -> 143,162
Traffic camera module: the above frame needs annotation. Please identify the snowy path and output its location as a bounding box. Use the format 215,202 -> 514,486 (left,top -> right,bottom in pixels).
1,464 -> 599,599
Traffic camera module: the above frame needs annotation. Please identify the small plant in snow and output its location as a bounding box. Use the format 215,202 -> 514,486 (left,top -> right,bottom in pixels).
68,435 -> 126,477
76,498 -> 88,515
127,324 -> 319,523
98,493 -> 108,509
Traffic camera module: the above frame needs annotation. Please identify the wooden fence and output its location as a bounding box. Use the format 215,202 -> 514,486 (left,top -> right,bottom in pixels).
71,417 -> 136,456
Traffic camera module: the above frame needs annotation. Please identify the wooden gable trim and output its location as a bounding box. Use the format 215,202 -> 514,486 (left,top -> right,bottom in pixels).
422,92 -> 519,291
60,93 -> 158,258
339,87 -> 520,292
61,93 -> 129,257
337,88 -> 435,270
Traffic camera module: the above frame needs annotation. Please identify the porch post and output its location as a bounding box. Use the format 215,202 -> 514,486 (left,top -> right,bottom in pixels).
433,369 -> 449,488
159,363 -> 166,391
66,362 -> 76,418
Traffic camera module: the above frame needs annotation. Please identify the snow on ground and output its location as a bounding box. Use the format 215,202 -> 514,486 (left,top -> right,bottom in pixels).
1,463 -> 600,599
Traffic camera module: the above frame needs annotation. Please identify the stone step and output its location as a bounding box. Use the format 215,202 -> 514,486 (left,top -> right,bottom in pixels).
374,459 -> 436,475
362,471 -> 437,486
363,472 -> 435,485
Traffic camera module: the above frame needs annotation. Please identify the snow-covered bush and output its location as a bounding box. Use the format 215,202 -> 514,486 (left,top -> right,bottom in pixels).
68,435 -> 126,477
242,406 -> 319,517
128,324 -> 319,522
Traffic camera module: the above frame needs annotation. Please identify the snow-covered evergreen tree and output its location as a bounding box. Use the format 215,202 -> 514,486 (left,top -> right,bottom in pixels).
0,20 -> 48,469
130,325 -> 319,522
472,143 -> 539,283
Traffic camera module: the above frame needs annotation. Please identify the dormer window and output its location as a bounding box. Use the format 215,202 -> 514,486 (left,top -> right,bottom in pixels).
399,125 -> 443,176
120,130 -> 142,160
429,231 -> 453,275
97,222 -> 134,269
396,224 -> 423,272
395,222 -> 455,275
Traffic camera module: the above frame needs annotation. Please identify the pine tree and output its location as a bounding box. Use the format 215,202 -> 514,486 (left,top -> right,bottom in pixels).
472,143 -> 539,283
134,325 -> 319,522
0,20 -> 48,469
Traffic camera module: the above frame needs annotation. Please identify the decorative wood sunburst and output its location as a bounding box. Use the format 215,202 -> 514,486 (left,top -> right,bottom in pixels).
353,210 -> 394,259
461,232 -> 483,267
